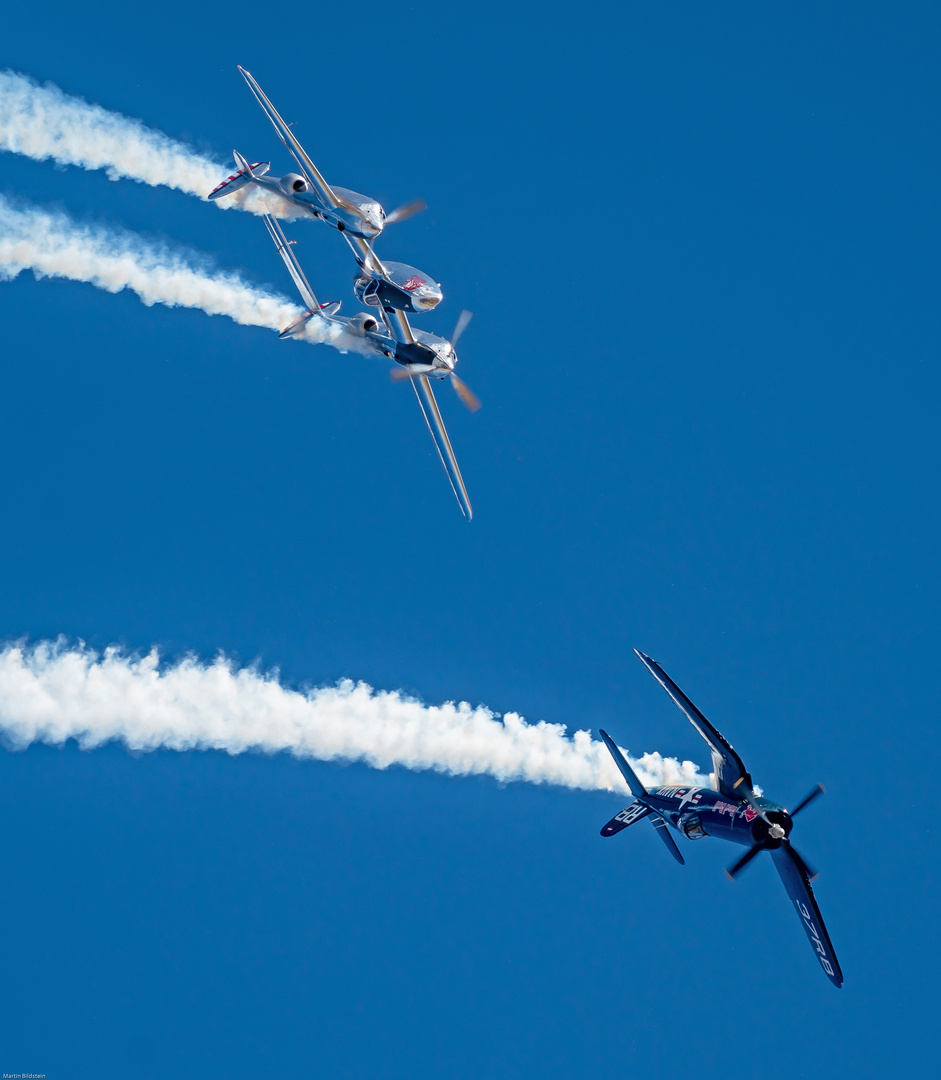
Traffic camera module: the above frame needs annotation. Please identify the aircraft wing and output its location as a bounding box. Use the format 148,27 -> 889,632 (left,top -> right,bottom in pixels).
410,375 -> 473,520
770,843 -> 843,988
238,66 -> 342,211
263,214 -> 319,312
634,649 -> 753,799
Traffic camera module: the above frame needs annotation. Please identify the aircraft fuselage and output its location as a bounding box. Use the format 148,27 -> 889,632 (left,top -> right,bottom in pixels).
642,786 -> 793,848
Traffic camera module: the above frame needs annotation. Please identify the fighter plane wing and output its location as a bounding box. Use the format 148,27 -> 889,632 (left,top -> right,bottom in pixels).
771,843 -> 843,987
238,66 -> 343,211
410,374 -> 473,520
634,649 -> 753,799
263,213 -> 319,311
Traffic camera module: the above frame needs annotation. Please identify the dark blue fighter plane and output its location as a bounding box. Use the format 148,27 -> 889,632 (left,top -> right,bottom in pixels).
600,649 -> 843,988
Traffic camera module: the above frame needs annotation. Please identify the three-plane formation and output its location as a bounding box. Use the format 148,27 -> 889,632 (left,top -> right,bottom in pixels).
210,67 -> 477,519
600,649 -> 843,988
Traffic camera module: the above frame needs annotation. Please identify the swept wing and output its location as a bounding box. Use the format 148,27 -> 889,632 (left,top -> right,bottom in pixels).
634,649 -> 753,798
238,66 -> 342,212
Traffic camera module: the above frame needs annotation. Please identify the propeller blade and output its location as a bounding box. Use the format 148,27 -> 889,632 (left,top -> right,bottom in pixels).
451,309 -> 473,346
450,373 -> 481,412
383,197 -> 427,225
390,366 -> 419,382
791,783 -> 825,818
726,843 -> 763,880
733,778 -> 775,829
785,840 -> 818,882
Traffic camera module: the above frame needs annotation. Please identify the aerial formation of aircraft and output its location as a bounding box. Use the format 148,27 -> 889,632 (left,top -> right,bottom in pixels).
210,66 -> 477,518
599,649 -> 843,987
207,68 -> 843,986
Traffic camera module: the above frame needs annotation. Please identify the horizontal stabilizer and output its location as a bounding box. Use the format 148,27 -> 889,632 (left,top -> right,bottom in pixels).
599,729 -> 647,798
650,815 -> 686,865
601,802 -> 652,837
208,160 -> 269,200
279,310 -> 316,339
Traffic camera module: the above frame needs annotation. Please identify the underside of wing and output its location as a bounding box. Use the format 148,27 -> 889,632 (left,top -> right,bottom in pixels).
771,843 -> 843,988
634,649 -> 752,798
238,66 -> 340,211
410,375 -> 472,520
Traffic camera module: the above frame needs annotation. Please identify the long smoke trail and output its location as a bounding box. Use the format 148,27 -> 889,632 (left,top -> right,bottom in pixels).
0,194 -> 369,353
0,69 -> 299,218
0,640 -> 708,793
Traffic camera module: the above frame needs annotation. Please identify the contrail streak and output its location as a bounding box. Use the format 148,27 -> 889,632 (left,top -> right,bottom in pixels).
0,194 -> 369,353
0,69 -> 299,218
0,640 -> 708,793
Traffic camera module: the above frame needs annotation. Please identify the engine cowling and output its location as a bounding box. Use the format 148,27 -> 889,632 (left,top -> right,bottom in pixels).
346,313 -> 379,336
279,172 -> 309,195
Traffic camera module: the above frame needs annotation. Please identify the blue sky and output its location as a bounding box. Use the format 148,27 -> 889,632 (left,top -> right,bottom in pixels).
1,2 -> 939,1076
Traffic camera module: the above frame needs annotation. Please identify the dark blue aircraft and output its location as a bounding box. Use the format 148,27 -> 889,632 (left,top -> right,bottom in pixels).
600,649 -> 843,988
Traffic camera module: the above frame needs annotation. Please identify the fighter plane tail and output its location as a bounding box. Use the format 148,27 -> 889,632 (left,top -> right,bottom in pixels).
207,153 -> 270,201
599,729 -> 647,798
601,802 -> 652,836
279,302 -> 342,339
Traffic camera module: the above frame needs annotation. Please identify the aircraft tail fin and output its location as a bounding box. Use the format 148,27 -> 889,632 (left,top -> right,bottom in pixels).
599,729 -> 647,799
208,153 -> 270,200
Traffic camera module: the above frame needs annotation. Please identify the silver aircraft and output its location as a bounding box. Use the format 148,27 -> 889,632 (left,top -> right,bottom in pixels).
210,68 -> 426,241
209,69 -> 443,315
263,214 -> 478,519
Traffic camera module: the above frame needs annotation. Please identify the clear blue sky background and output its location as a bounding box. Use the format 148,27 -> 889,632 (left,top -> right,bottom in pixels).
1,2 -> 939,1076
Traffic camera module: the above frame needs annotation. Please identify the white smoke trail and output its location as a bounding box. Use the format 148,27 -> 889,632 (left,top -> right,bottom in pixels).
0,640 -> 708,793
0,69 -> 300,218
0,194 -> 370,354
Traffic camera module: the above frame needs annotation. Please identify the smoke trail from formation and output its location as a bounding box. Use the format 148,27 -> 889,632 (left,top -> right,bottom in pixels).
0,194 -> 370,354
0,640 -> 708,793
0,69 -> 300,218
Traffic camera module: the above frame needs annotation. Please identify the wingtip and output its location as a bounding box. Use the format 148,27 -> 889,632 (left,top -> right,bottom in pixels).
634,648 -> 654,664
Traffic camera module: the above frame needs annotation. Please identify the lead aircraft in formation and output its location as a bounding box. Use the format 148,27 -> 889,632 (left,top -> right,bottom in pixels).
210,67 -> 477,518
600,649 -> 843,988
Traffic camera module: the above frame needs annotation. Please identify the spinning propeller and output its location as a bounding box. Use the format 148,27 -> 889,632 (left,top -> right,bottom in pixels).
725,782 -> 825,881
390,310 -> 481,412
383,198 -> 427,226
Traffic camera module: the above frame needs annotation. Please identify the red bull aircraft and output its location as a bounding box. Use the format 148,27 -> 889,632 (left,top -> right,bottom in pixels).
600,649 -> 843,988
